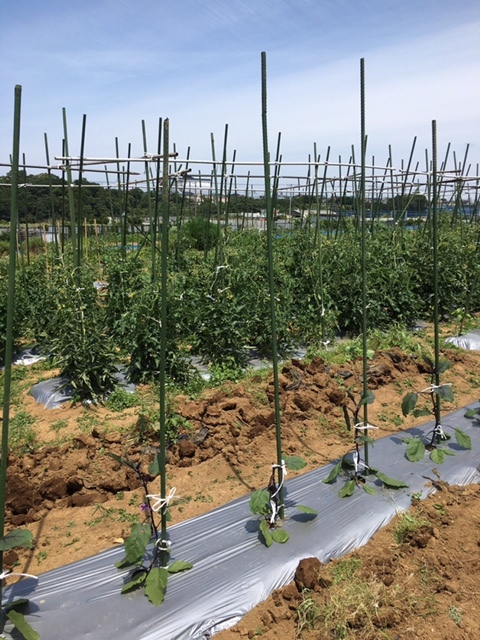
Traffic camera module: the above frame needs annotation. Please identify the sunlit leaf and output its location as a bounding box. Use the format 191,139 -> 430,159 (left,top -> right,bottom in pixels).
121,571 -> 147,593
434,385 -> 454,402
359,390 -> 375,407
145,567 -> 168,606
249,489 -> 270,515
284,455 -> 307,471
125,522 -> 151,565
405,438 -> 425,462
375,472 -> 408,489
6,610 -> 39,640
296,505 -> 317,515
272,529 -> 290,543
435,359 -> 451,374
0,529 -> 33,551
167,560 -> 193,574
322,459 -> 342,484
363,484 -> 376,495
454,428 -> 472,450
402,392 -> 418,417
259,519 -> 273,547
464,408 -> 480,419
356,434 -> 375,446
148,454 -> 161,477
339,480 -> 356,498
429,448 -> 445,464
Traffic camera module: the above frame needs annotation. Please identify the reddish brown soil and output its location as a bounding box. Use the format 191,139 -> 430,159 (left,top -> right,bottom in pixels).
3,338 -> 480,638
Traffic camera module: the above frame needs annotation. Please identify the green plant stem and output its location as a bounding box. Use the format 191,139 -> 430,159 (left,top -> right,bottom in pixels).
0,85 -> 22,602
261,51 -> 284,517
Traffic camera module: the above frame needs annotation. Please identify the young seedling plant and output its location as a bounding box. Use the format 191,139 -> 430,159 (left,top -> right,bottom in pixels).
323,387 -> 408,497
0,529 -> 39,640
401,355 -> 471,464
249,457 -> 317,547
108,453 -> 192,605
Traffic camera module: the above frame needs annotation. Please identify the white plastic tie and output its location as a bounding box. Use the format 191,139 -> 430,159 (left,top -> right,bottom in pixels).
270,460 -> 287,500
0,569 -> 38,582
155,539 -> 172,552
354,422 -> 379,430
146,487 -> 179,512
352,450 -> 369,474
420,383 -> 452,394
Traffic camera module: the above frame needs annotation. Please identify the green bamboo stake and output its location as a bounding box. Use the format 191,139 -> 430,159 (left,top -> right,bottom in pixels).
158,117 -> 170,563
432,120 -> 442,433
76,114 -> 87,263
44,132 -> 59,258
261,51 -> 284,517
359,58 -> 370,469
62,108 -> 78,268
0,84 -> 22,596
121,143 -> 132,259
152,118 -> 163,282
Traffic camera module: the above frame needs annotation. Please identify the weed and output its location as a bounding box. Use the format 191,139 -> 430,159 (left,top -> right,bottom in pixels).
393,512 -> 431,544
106,388 -> 140,412
448,605 -> 463,626
296,589 -> 320,636
9,410 -> 37,451
51,419 -> 69,432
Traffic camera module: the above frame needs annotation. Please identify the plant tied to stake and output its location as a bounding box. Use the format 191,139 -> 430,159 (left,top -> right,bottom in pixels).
401,355 -> 471,464
249,457 -> 317,547
109,453 -> 192,605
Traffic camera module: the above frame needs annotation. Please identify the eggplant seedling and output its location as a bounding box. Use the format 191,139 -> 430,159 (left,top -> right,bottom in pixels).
401,355 -> 471,464
249,457 -> 317,547
108,453 -> 192,605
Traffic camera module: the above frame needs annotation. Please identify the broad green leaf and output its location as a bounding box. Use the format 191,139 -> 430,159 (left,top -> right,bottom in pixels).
3,599 -> 29,613
339,480 -> 356,498
121,571 -> 147,593
296,505 -> 317,515
356,435 -> 375,447
363,484 -> 377,495
376,472 -> 408,489
145,567 -> 168,606
322,459 -> 342,484
125,523 -> 151,565
359,390 -> 375,407
435,359 -> 451,374
429,448 -> 445,464
402,392 -> 418,417
6,610 -> 40,640
167,560 -> 193,574
464,408 -> 480,419
272,529 -> 290,544
443,448 -> 456,456
115,556 -> 135,569
148,454 -> 161,477
434,385 -> 454,402
259,519 -> 273,547
0,529 -> 33,551
284,455 -> 307,471
249,489 -> 270,515
405,438 -> 425,462
412,408 -> 432,418
422,354 -> 434,370
454,428 -> 472,450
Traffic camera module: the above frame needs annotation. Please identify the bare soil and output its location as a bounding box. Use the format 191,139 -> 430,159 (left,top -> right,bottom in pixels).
3,335 -> 480,639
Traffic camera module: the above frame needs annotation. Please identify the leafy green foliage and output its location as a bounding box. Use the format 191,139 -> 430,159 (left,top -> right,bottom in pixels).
5,610 -> 40,640
0,529 -> 33,551
145,568 -> 169,606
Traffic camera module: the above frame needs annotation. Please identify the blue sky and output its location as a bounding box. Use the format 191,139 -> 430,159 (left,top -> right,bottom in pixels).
1,0 -> 479,185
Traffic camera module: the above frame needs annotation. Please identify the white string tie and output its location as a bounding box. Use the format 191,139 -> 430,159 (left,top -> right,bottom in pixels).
146,487 -> 179,512
155,539 -> 172,552
352,450 -> 369,474
420,383 -> 452,394
270,460 -> 287,500
354,422 -> 379,430
0,569 -> 38,582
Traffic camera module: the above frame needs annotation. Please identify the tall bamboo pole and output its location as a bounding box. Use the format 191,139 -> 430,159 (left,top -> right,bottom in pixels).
0,85 -> 22,596
261,51 -> 284,517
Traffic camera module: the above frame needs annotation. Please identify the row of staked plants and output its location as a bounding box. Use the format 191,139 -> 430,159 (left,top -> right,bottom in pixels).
1,213 -> 479,400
